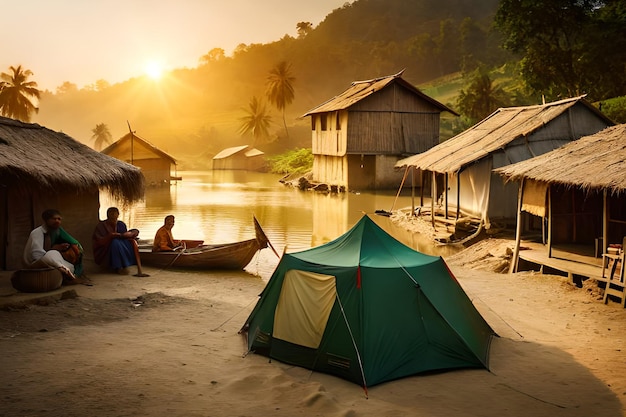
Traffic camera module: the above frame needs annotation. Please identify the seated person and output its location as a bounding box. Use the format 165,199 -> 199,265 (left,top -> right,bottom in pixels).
92,207 -> 140,274
152,215 -> 181,252
23,208 -> 85,283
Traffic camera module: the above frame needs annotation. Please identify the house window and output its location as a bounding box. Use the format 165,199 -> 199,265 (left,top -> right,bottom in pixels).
335,112 -> 341,130
311,115 -> 316,130
321,114 -> 328,131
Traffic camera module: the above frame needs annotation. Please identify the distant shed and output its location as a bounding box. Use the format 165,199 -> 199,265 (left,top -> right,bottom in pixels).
102,132 -> 178,186
212,145 -> 266,171
302,70 -> 457,191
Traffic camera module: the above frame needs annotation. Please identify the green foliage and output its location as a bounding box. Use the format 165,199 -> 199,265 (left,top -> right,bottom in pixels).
0,65 -> 41,122
238,96 -> 273,146
35,0 -> 506,158
91,123 -> 112,151
266,61 -> 296,138
600,96 -> 626,124
494,0 -> 626,101
456,67 -> 510,124
267,148 -> 313,175
31,0 -> 625,167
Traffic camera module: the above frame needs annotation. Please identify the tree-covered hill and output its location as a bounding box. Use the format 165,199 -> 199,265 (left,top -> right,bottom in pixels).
28,0 -> 624,169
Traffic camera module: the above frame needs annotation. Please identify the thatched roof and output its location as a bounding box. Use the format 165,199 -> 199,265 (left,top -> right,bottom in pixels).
102,132 -> 177,164
0,116 -> 144,201
495,124 -> 626,194
396,95 -> 612,173
213,145 -> 249,160
302,70 -> 458,117
244,148 -> 264,158
213,145 -> 264,160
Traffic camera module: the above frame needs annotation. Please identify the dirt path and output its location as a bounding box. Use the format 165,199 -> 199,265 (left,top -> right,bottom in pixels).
1,248 -> 625,417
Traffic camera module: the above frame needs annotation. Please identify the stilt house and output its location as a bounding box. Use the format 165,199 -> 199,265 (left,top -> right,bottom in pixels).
0,117 -> 144,270
102,132 -> 178,186
496,124 -> 626,285
302,70 -> 457,191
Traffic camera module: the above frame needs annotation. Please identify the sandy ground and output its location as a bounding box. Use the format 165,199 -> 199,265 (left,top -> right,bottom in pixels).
1,237 -> 625,417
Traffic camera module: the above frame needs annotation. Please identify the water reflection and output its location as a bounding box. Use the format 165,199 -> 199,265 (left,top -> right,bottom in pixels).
101,171 -> 461,278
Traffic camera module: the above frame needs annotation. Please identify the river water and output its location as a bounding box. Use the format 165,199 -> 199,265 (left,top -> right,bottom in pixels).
101,170 -> 460,279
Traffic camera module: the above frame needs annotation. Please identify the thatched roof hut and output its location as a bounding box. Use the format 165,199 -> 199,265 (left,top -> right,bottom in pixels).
102,132 -> 177,186
496,124 -> 626,194
494,124 -> 626,274
0,116 -> 144,270
396,96 -> 613,226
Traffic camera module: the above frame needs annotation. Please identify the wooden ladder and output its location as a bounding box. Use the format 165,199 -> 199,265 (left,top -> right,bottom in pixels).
602,252 -> 626,307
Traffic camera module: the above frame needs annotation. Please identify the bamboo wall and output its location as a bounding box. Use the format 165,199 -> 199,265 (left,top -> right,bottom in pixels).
310,82 -> 443,190
3,186 -> 100,270
135,158 -> 172,186
312,155 -> 348,187
311,111 -> 347,156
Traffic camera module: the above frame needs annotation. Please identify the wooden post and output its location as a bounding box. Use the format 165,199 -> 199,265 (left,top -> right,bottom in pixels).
132,239 -> 150,277
431,171 -> 436,228
444,173 -> 449,219
571,189 -> 577,242
420,169 -> 425,207
391,167 -> 409,212
456,172 -> 461,220
127,121 -> 134,165
509,178 -> 524,274
547,185 -> 553,259
411,166 -> 415,216
603,189 -> 608,256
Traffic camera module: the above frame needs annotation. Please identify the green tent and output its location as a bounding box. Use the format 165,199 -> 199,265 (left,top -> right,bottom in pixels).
241,215 -> 495,390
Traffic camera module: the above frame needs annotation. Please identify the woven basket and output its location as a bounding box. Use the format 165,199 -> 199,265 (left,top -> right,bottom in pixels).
11,268 -> 63,293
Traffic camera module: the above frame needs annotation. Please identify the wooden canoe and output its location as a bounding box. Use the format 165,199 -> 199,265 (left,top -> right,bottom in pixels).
138,216 -> 271,270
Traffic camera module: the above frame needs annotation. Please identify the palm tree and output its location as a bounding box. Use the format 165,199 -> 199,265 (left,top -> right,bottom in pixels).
91,123 -> 113,151
265,61 -> 295,139
457,68 -> 509,125
0,65 -> 41,122
238,96 -> 272,146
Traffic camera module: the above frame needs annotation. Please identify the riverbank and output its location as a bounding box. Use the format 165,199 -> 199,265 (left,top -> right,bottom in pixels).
1,248 -> 625,416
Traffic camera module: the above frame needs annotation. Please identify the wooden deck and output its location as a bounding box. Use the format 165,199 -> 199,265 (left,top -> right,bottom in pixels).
517,241 -> 605,283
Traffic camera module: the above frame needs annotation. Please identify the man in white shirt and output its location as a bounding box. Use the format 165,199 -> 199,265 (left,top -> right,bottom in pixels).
23,208 -> 80,281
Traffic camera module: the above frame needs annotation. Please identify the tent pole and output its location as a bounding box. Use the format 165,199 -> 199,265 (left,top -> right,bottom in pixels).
335,294 -> 369,398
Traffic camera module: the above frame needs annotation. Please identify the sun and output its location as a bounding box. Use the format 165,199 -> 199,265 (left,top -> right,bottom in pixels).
144,61 -> 164,80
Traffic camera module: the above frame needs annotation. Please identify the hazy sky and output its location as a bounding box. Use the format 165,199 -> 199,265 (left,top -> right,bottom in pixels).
1,0 -> 348,91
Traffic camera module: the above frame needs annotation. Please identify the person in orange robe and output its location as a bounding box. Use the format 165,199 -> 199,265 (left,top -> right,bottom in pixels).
152,215 -> 180,252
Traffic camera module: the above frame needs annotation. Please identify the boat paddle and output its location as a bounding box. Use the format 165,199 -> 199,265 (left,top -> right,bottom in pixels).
131,239 -> 150,277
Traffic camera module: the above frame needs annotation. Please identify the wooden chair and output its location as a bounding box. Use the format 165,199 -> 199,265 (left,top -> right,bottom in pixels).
602,236 -> 626,307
